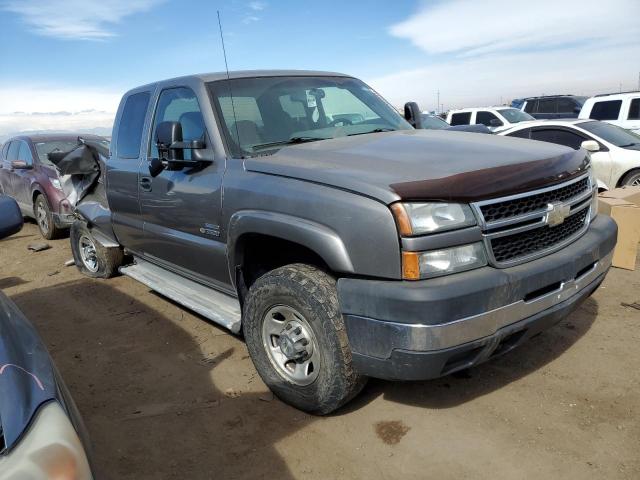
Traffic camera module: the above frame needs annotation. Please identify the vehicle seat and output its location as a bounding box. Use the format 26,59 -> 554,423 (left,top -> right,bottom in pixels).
230,120 -> 262,148
179,112 -> 206,141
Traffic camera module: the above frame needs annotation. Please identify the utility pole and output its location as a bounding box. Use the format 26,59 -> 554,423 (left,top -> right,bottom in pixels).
437,90 -> 440,114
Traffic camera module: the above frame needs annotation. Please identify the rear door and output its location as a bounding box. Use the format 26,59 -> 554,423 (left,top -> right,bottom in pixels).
107,90 -> 153,252
138,86 -> 229,289
0,142 -> 13,195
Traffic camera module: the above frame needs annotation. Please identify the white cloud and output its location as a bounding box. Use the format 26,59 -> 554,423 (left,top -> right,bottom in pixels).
0,85 -> 121,137
377,0 -> 640,110
242,15 -> 260,24
1,0 -> 165,40
248,1 -> 266,11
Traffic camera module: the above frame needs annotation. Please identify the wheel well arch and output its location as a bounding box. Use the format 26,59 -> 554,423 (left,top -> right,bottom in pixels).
617,167 -> 640,187
232,233 -> 332,305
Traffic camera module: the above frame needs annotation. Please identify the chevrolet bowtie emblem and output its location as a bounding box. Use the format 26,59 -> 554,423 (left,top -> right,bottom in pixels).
545,202 -> 571,227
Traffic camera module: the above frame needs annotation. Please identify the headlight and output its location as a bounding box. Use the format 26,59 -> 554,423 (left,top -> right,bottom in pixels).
0,402 -> 93,479
51,178 -> 62,190
402,242 -> 488,279
391,202 -> 476,236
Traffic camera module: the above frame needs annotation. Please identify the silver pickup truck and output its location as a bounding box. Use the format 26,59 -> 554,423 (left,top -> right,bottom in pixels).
60,70 -> 617,414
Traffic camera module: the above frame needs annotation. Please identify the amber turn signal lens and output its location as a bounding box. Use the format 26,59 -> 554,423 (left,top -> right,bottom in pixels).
402,251 -> 420,280
390,203 -> 413,236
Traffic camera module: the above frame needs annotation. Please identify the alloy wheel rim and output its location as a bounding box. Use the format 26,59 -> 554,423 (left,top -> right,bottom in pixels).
36,201 -> 49,233
79,235 -> 99,273
261,305 -> 320,386
631,177 -> 640,186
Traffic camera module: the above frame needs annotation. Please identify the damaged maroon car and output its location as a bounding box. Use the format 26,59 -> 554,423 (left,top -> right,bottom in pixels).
0,135 -> 109,239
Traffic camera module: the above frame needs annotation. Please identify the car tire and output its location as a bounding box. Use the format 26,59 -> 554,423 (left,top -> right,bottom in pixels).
70,221 -> 123,278
243,263 -> 366,415
34,194 -> 62,240
620,169 -> 640,187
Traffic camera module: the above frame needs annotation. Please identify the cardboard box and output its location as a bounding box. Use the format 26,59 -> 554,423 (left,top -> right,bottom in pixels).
598,189 -> 640,270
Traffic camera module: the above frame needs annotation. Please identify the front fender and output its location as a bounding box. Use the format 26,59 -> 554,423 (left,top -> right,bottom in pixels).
227,210 -> 355,274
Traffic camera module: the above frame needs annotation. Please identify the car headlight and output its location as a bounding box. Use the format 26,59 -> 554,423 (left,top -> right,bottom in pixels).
0,402 -> 93,479
51,178 -> 62,190
391,202 -> 477,236
402,242 -> 488,279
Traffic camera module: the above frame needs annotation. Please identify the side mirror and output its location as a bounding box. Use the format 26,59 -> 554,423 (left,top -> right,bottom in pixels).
0,196 -> 23,239
404,102 -> 423,129
11,160 -> 31,170
581,140 -> 600,152
156,121 -> 184,161
489,119 -> 503,127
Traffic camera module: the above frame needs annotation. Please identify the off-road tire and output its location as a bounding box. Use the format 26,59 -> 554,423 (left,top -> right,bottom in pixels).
34,194 -> 62,240
243,263 -> 366,415
620,169 -> 640,187
70,221 -> 123,278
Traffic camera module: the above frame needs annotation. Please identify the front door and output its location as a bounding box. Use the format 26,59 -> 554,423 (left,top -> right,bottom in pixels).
12,140 -> 35,208
138,86 -> 229,290
0,142 -> 16,196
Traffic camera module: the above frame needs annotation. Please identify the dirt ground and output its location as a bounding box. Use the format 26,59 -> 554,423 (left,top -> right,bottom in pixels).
1,221 -> 639,479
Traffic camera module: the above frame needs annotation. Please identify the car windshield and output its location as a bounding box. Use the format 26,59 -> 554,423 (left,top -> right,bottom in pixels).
34,139 -> 110,166
208,76 -> 411,157
496,108 -> 535,123
421,114 -> 449,129
579,121 -> 640,148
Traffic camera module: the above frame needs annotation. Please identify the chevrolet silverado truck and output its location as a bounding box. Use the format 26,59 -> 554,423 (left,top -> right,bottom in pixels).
62,71 -> 617,414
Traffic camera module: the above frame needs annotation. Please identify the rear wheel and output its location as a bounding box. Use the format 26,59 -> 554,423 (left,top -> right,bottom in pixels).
243,263 -> 366,415
34,194 -> 62,240
620,169 -> 640,187
70,221 -> 123,278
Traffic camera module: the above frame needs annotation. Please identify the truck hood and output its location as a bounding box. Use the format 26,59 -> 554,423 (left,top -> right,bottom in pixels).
244,129 -> 589,204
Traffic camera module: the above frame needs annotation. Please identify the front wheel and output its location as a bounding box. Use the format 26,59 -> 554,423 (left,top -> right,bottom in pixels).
70,221 -> 123,278
620,169 -> 640,187
243,264 -> 366,415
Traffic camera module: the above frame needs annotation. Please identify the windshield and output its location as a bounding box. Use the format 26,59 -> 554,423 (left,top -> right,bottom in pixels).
208,76 -> 411,157
497,108 -> 534,123
579,121 -> 640,148
34,139 -> 109,166
421,114 -> 449,129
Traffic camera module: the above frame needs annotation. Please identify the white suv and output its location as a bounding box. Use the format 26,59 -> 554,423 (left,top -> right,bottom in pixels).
579,92 -> 640,133
446,107 -> 535,132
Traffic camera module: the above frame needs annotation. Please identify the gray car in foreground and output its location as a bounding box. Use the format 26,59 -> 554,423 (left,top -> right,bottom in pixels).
61,70 -> 617,414
0,196 -> 93,478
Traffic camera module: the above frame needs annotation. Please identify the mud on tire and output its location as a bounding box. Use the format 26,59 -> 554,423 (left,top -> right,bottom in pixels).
70,220 -> 123,278
243,263 -> 366,415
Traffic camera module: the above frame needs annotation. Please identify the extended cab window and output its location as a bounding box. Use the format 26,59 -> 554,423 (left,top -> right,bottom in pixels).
530,128 -> 585,150
117,92 -> 150,159
150,87 -> 206,161
589,100 -> 622,121
476,111 -> 502,127
450,112 -> 471,126
628,98 -> 640,120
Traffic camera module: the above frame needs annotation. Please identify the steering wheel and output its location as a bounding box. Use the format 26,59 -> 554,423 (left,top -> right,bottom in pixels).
329,118 -> 353,127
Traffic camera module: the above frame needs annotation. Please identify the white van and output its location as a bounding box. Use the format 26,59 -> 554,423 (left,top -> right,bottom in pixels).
579,92 -> 640,133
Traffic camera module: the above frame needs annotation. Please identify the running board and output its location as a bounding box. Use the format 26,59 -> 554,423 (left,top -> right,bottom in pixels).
120,258 -> 242,333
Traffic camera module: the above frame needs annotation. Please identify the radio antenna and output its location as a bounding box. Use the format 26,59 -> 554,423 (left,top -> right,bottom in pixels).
217,10 -> 242,155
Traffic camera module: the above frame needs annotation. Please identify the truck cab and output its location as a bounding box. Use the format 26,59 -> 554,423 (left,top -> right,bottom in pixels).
67,70 -> 617,414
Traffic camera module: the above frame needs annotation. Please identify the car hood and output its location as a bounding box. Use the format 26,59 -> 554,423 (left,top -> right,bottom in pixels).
244,129 -> 588,204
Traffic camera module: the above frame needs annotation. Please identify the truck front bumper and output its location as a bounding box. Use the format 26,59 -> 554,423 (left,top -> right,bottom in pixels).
337,215 -> 617,381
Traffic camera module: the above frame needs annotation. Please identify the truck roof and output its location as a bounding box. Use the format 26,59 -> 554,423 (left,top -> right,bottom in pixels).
134,70 -> 351,90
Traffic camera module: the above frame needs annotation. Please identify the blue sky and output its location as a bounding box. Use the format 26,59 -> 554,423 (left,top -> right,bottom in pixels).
1,0 -> 639,137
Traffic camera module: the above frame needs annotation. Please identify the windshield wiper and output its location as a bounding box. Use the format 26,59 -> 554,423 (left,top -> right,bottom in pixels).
618,142 -> 639,148
346,128 -> 396,137
252,136 -> 327,151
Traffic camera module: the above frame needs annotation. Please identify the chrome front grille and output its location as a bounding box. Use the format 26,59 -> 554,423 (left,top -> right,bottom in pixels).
472,173 -> 594,267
